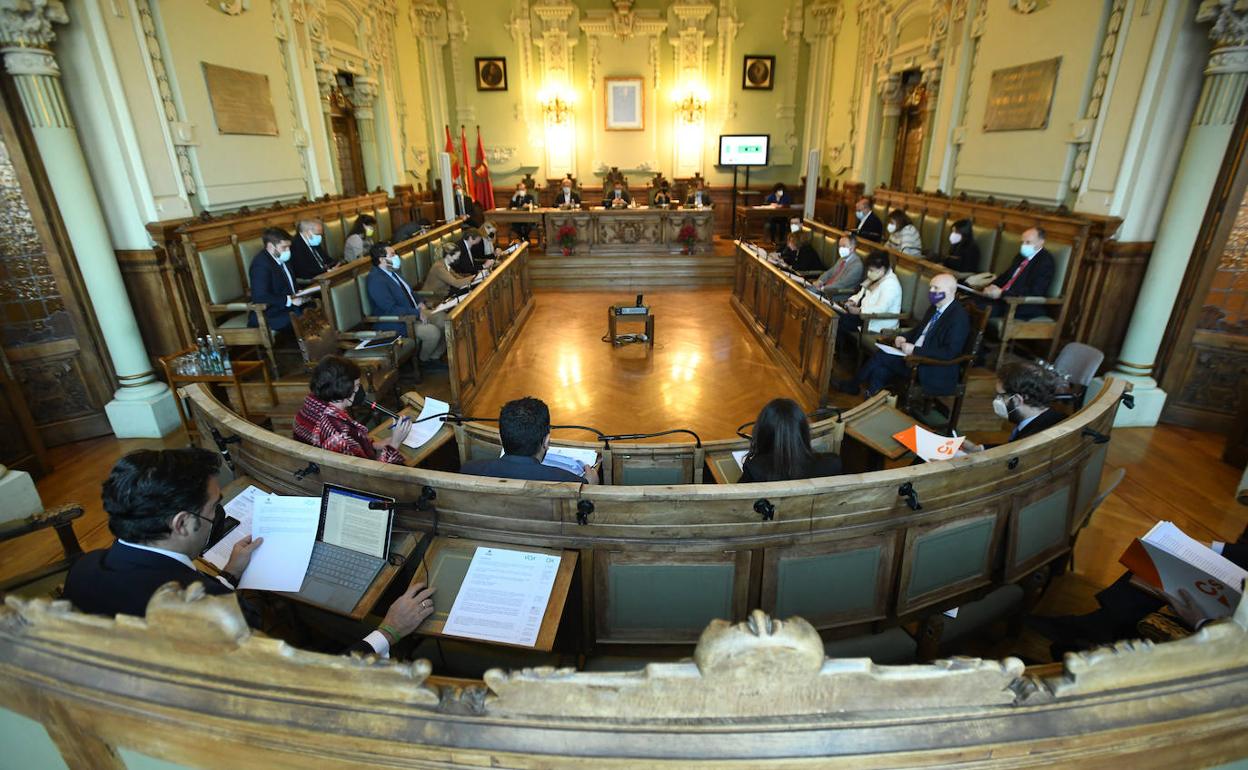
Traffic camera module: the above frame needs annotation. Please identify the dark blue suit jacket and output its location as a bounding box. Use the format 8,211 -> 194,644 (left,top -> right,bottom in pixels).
289,234 -> 333,281
992,248 -> 1056,319
365,267 -> 419,337
764,191 -> 792,206
248,250 -> 299,330
855,211 -> 885,243
460,453 -> 586,483
900,300 -> 971,395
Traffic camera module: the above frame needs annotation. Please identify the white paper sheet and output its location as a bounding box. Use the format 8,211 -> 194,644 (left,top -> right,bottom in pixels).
203,485 -> 262,570
442,546 -> 562,646
895,424 -> 966,463
295,284 -> 322,297
731,450 -> 748,470
432,295 -> 464,314
403,396 -> 451,449
354,336 -> 396,350
1143,521 -> 1248,593
875,342 -> 906,356
237,494 -> 319,591
544,447 -> 599,477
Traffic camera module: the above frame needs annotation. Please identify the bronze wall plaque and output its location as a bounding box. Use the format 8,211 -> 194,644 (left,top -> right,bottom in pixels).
983,57 -> 1061,132
202,63 -> 279,136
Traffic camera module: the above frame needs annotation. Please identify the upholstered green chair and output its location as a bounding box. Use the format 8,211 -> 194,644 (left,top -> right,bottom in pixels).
970,223 -> 999,273
375,207 -> 393,241
900,297 -> 990,431
919,214 -> 945,260
289,301 -> 409,400
184,235 -> 279,374
985,233 -> 1074,368
322,215 -> 346,263
325,276 -> 418,365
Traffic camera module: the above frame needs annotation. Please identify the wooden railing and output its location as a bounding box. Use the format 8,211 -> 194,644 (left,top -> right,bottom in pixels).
731,243 -> 837,407
446,243 -> 533,408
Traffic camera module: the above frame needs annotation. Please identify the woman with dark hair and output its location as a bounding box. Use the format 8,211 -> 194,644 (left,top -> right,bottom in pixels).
344,214 -> 378,262
764,182 -> 794,244
944,218 -> 981,273
886,209 -> 922,257
836,249 -> 903,350
738,398 -> 843,483
293,355 -> 411,464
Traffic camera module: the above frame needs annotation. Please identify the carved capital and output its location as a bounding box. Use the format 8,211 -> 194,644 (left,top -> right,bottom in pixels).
353,76 -> 379,111
0,0 -> 67,49
1,44 -> 56,76
1197,0 -> 1248,47
803,0 -> 843,43
409,0 -> 449,45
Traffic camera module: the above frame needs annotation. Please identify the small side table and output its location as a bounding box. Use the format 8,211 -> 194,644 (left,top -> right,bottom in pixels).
160,348 -> 276,438
607,305 -> 655,347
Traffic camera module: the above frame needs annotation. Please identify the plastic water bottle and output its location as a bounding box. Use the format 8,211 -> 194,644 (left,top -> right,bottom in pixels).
216,335 -> 233,374
196,337 -> 210,372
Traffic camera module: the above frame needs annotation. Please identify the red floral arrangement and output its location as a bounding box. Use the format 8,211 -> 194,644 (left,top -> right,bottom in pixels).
557,224 -> 577,253
677,223 -> 697,249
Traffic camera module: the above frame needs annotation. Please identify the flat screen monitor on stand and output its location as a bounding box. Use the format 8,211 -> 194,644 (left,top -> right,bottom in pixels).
719,135 -> 771,238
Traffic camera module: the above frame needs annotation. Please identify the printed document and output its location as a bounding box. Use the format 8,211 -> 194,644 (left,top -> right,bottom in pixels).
1119,521 -> 1247,619
442,546 -> 562,646
203,485 -> 261,570
893,424 -> 966,462
501,446 -> 598,477
432,295 -> 463,314
876,342 -> 906,356
404,396 -> 451,448
238,495 -> 319,591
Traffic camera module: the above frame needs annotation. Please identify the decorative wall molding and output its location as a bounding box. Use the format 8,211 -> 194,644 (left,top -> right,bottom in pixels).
271,0 -> 313,193
133,0 -> 198,195
409,0 -> 451,178
207,0 -> 251,16
0,0 -> 68,47
1069,0 -> 1127,193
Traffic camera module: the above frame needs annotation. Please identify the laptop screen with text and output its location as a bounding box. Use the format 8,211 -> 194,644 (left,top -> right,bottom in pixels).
320,485 -> 393,559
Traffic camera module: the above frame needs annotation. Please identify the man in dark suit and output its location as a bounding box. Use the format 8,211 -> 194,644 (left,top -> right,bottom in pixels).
980,226 -> 1055,319
451,179 -> 475,219
364,243 -> 448,370
453,228 -> 496,274
460,397 -> 600,483
289,219 -> 335,281
248,227 -> 306,331
764,182 -> 793,244
685,180 -> 712,209
962,362 -> 1065,452
63,448 -> 434,657
602,181 -> 632,208
555,179 -> 581,209
507,182 -> 536,242
839,273 -> 970,397
852,197 -> 885,243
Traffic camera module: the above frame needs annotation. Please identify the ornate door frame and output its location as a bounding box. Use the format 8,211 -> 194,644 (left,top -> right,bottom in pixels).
0,76 -> 115,446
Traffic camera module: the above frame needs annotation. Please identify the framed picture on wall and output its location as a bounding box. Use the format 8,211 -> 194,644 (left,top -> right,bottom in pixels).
475,57 -> 508,91
742,55 -> 775,91
605,77 -> 644,131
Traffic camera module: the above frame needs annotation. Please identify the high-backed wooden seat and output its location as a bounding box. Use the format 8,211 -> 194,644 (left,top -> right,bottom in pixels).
900,297 -> 991,431
0,504 -> 84,601
985,231 -> 1077,368
288,302 -> 411,399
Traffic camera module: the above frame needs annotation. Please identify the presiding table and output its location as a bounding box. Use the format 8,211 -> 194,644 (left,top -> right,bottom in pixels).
486,206 -> 715,255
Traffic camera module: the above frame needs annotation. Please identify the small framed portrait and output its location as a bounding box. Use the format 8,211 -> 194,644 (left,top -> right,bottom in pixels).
605,77 -> 644,131
742,55 -> 775,91
475,57 -> 508,91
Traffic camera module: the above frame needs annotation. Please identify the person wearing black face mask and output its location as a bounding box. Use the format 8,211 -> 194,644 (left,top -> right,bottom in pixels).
63,446 -> 436,657
962,362 -> 1063,451
293,355 -> 412,464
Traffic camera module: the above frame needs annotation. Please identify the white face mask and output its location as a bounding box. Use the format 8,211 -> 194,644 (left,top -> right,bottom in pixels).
855,209 -> 867,220
887,222 -> 897,234
992,394 -> 1015,421
276,249 -> 291,263
790,223 -> 801,233
387,254 -> 401,270
949,232 -> 962,244
867,269 -> 884,281
838,246 -> 852,258
563,187 -> 571,195
1020,243 -> 1039,259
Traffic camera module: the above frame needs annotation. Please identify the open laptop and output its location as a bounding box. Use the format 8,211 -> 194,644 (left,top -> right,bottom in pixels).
293,483 -> 396,614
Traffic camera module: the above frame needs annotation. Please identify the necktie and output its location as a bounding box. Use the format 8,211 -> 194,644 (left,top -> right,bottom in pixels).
828,258 -> 848,283
1000,257 -> 1031,292
387,271 -> 417,309
274,256 -> 295,294
916,307 -> 943,347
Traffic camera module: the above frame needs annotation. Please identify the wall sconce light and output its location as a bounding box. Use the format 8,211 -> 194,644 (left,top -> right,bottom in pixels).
673,84 -> 708,123
541,91 -> 573,125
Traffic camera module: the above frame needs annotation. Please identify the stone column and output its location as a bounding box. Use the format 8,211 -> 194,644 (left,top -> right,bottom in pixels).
916,64 -> 941,188
353,76 -> 381,190
0,2 -> 178,439
874,74 -> 903,188
1108,2 -> 1248,427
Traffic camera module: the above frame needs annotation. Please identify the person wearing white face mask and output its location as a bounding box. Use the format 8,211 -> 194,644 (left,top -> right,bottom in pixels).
364,243 -> 448,370
962,362 -> 1063,452
290,218 -> 336,281
507,183 -> 536,242
834,250 -> 903,352
979,226 -> 1055,320
813,233 -> 865,297
343,214 -> 378,262
851,197 -> 884,242
943,218 -> 981,273
556,178 -> 581,209
248,227 -> 306,332
885,209 -> 922,257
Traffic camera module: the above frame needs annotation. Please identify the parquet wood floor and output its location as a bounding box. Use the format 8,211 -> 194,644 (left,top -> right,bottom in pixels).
466,288 -> 812,440
2,285 -> 1245,663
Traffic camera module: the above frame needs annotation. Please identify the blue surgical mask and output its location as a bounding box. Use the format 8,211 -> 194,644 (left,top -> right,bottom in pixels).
929,290 -> 946,305
855,210 -> 867,220
307,233 -> 323,247
1020,243 -> 1037,259
277,249 -> 291,263
388,254 -> 401,270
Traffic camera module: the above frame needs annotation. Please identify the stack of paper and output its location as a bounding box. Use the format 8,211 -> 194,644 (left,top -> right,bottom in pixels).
403,396 -> 451,449
203,485 -> 262,570
892,424 -> 965,462
432,295 -> 464,314
875,342 -> 906,356
1119,521 -> 1247,619
442,546 -> 562,647
507,446 -> 598,477
237,494 -> 320,592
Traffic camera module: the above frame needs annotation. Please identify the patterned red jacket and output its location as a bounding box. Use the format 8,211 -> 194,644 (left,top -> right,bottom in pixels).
292,394 -> 404,465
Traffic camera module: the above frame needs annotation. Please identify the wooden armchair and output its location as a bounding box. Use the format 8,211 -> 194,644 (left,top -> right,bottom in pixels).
289,302 -> 411,399
985,232 -> 1075,368
0,504 -> 85,600
898,299 -> 991,432
181,233 -> 279,375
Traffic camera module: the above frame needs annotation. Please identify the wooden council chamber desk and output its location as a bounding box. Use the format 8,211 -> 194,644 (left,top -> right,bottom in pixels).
490,206 -> 715,255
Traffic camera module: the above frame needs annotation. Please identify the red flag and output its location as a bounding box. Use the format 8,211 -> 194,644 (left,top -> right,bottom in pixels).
474,126 -> 495,209
459,125 -> 472,202
444,125 -> 458,183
